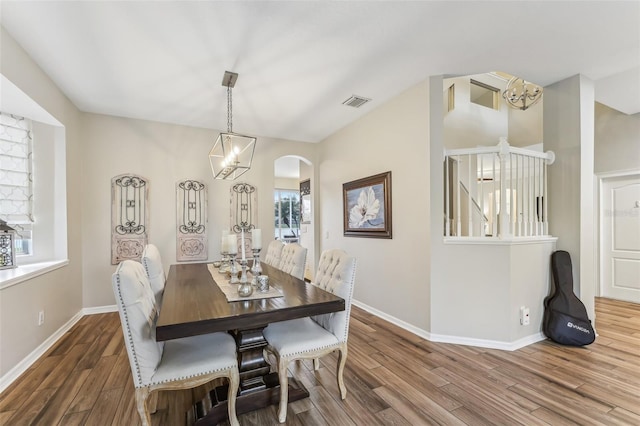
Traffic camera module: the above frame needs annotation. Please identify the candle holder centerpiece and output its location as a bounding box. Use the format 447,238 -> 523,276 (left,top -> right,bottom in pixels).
219,249 -> 230,273
226,233 -> 240,284
228,253 -> 239,284
250,248 -> 262,286
219,230 -> 231,273
237,259 -> 253,297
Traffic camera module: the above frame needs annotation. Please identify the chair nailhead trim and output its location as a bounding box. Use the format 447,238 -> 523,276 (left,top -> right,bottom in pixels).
278,343 -> 341,358
115,273 -> 145,387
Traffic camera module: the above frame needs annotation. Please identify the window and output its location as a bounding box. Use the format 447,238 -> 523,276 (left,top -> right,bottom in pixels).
0,76 -> 68,286
470,79 -> 499,110
274,189 -> 300,243
0,112 -> 33,256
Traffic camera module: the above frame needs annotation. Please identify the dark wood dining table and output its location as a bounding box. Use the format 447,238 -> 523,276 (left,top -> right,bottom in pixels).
156,261 -> 345,425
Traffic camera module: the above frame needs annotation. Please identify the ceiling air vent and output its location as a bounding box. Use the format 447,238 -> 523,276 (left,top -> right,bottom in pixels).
342,95 -> 371,108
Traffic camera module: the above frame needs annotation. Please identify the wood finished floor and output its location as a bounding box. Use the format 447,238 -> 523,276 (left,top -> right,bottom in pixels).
1,297 -> 639,425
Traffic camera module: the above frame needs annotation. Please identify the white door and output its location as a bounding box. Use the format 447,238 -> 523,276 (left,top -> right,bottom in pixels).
601,174 -> 640,303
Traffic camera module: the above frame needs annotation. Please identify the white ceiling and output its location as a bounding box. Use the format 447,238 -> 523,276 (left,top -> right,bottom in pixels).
1,1 -> 638,144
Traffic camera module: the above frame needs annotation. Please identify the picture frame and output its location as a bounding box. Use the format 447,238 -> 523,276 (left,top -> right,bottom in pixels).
343,171 -> 392,238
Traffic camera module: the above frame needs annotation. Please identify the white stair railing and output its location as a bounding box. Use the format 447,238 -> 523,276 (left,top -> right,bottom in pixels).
444,138 -> 555,239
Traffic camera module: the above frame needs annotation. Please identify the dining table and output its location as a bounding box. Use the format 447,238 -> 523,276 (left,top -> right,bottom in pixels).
156,260 -> 345,425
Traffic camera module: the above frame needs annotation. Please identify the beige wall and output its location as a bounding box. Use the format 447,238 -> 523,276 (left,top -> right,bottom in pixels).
444,75 -> 508,149
444,74 -> 543,149
594,102 -> 640,174
274,177 -> 298,190
544,74 -> 597,320
80,113 -> 316,307
318,81 -> 431,330
0,28 -> 83,376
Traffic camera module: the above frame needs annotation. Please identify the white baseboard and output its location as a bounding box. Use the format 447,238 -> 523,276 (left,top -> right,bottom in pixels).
0,304 -> 117,394
83,304 -> 117,315
352,299 -> 547,351
428,331 -> 547,351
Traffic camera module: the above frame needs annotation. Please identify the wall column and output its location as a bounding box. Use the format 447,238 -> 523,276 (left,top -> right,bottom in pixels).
543,74 -> 596,320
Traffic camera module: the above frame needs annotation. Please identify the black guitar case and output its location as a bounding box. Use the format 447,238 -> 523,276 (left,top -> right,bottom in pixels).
543,250 -> 595,346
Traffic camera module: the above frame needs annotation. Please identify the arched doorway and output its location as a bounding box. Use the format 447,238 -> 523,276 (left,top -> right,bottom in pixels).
274,155 -> 315,281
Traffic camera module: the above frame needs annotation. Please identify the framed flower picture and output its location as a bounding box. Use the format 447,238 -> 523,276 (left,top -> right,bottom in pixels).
343,171 -> 392,238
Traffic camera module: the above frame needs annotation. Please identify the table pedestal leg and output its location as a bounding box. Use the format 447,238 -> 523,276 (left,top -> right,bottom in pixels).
190,326 -> 309,425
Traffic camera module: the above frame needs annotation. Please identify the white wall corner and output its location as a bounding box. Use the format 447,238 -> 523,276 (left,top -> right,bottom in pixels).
0,310 -> 83,393
0,305 -> 118,393
353,299 -> 546,352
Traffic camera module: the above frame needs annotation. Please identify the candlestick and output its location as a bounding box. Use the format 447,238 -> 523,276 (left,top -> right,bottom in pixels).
239,259 -> 248,284
229,253 -> 239,284
250,248 -> 262,286
237,259 -> 253,297
220,231 -> 230,272
227,235 -> 238,283
241,230 -> 246,260
252,229 -> 262,250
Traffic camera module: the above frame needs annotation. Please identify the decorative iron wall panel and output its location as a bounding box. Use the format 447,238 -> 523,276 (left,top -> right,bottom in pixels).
111,174 -> 149,264
176,179 -> 208,262
230,182 -> 257,253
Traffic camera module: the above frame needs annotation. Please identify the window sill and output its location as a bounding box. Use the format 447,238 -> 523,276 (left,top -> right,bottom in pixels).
0,259 -> 69,290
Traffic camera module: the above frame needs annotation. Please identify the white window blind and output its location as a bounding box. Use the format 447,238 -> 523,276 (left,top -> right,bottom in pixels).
0,112 -> 34,225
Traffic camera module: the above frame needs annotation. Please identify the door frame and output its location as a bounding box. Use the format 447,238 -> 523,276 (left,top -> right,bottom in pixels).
597,169 -> 640,298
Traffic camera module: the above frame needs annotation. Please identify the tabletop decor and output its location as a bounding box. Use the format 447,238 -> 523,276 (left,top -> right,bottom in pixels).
343,171 -> 392,238
219,229 -> 230,273
256,275 -> 270,292
227,234 -> 240,284
237,266 -> 253,297
250,228 -> 262,285
207,264 -> 283,302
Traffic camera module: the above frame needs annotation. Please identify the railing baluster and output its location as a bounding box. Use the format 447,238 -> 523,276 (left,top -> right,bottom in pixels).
523,156 -> 529,236
544,158 -> 549,235
529,156 -> 534,236
537,157 -> 542,236
443,140 -> 554,240
456,155 -> 461,237
445,156 -> 450,237
468,154 -> 472,236
517,154 -> 521,237
479,154 -> 484,236
509,153 -> 514,236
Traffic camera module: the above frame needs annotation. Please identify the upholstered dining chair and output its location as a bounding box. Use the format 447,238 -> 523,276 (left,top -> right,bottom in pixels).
112,260 -> 240,426
141,243 -> 165,308
264,239 -> 285,267
263,249 -> 357,423
277,243 -> 307,280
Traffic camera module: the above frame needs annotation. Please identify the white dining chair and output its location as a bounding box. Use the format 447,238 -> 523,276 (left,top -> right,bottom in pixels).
263,249 -> 357,423
264,239 -> 285,267
141,243 -> 165,308
112,260 -> 240,426
277,243 -> 307,280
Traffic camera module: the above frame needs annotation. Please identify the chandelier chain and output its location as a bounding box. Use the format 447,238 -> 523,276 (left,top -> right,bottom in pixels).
227,85 -> 233,133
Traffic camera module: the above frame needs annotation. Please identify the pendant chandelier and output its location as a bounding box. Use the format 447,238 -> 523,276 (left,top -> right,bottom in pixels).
502,76 -> 543,110
209,71 -> 257,180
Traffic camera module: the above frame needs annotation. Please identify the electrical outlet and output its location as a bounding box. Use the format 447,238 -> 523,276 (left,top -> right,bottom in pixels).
520,306 -> 530,326
38,310 -> 45,326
